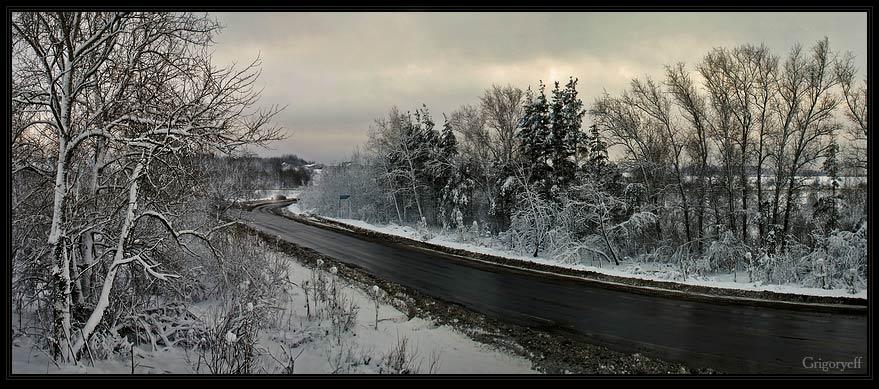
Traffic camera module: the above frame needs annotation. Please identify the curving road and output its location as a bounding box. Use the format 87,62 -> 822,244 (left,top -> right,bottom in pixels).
238,203 -> 869,374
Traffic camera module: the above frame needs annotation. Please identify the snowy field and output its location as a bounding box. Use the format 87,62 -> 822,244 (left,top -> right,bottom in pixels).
287,203 -> 867,300
12,245 -> 534,374
236,189 -> 303,201
679,175 -> 868,188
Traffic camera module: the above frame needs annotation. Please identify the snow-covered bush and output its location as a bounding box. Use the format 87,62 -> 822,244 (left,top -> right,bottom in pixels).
616,212 -> 658,239
468,220 -> 480,243
543,227 -> 581,265
325,267 -> 359,345
758,241 -> 811,286
207,230 -> 292,309
846,268 -> 859,294
623,183 -> 648,210
800,225 -> 867,292
185,231 -> 295,374
613,211 -> 658,257
326,339 -> 360,374
705,231 -> 748,277
302,259 -> 359,343
455,208 -> 466,242
506,187 -> 555,257
87,329 -> 135,361
670,242 -> 711,281
416,217 -> 433,241
189,302 -> 262,374
812,257 -> 830,289
109,302 -> 202,353
380,335 -> 420,374
371,285 -> 382,330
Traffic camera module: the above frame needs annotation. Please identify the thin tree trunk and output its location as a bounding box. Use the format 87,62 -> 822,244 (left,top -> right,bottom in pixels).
756,151 -> 765,246
49,140 -> 72,361
73,162 -> 144,357
71,246 -> 84,305
740,159 -> 749,246
675,172 -> 692,243
599,216 -> 620,266
781,170 -> 797,252
80,233 -> 95,302
391,191 -> 403,224
713,183 -> 722,238
79,139 -> 104,304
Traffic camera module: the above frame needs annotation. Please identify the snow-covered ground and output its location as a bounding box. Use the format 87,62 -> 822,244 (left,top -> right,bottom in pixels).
675,175 -> 868,188
236,189 -> 303,201
287,203 -> 867,300
12,247 -> 534,374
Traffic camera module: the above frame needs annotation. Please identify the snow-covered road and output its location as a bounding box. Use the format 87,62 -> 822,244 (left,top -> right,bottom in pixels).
238,202 -> 868,374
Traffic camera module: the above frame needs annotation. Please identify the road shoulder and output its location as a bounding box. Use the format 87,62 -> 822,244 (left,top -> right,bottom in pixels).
266,203 -> 866,315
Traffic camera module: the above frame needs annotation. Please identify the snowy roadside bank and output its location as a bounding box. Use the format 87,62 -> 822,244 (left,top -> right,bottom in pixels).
245,224 -> 705,374
283,203 -> 866,310
12,226 -> 535,375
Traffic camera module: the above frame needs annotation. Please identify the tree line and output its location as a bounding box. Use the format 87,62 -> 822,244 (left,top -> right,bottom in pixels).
301,37 -> 867,291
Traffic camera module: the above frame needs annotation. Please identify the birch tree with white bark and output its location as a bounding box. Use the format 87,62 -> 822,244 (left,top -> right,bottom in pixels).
11,11 -> 282,362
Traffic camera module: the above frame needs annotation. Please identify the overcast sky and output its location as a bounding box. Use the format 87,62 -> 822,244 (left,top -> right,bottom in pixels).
209,12 -> 868,163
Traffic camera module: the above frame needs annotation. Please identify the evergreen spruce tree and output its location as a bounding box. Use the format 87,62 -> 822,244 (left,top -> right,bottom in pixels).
585,124 -> 624,197
553,77 -> 586,191
434,115 -> 462,226
517,82 -> 552,194
517,78 -> 586,200
585,124 -> 608,177
814,136 -> 841,235
414,105 -> 443,223
438,115 -> 458,161
518,77 -> 587,200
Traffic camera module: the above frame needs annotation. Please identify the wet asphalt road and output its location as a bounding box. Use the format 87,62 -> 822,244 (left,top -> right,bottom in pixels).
238,203 -> 868,374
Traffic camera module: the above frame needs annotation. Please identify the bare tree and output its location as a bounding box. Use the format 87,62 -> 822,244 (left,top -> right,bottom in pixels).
508,164 -> 553,257
479,84 -> 525,165
449,104 -> 501,228
750,47 -> 781,247
450,104 -> 489,162
666,62 -> 711,250
367,107 -> 434,223
12,12 -> 282,361
628,77 -> 692,244
775,38 -> 841,251
591,90 -> 671,239
699,50 -> 742,238
701,47 -> 754,245
835,52 -> 868,219
367,107 -> 407,223
835,53 -> 868,173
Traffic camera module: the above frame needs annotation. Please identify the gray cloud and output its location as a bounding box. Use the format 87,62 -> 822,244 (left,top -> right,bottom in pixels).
209,12 -> 867,163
